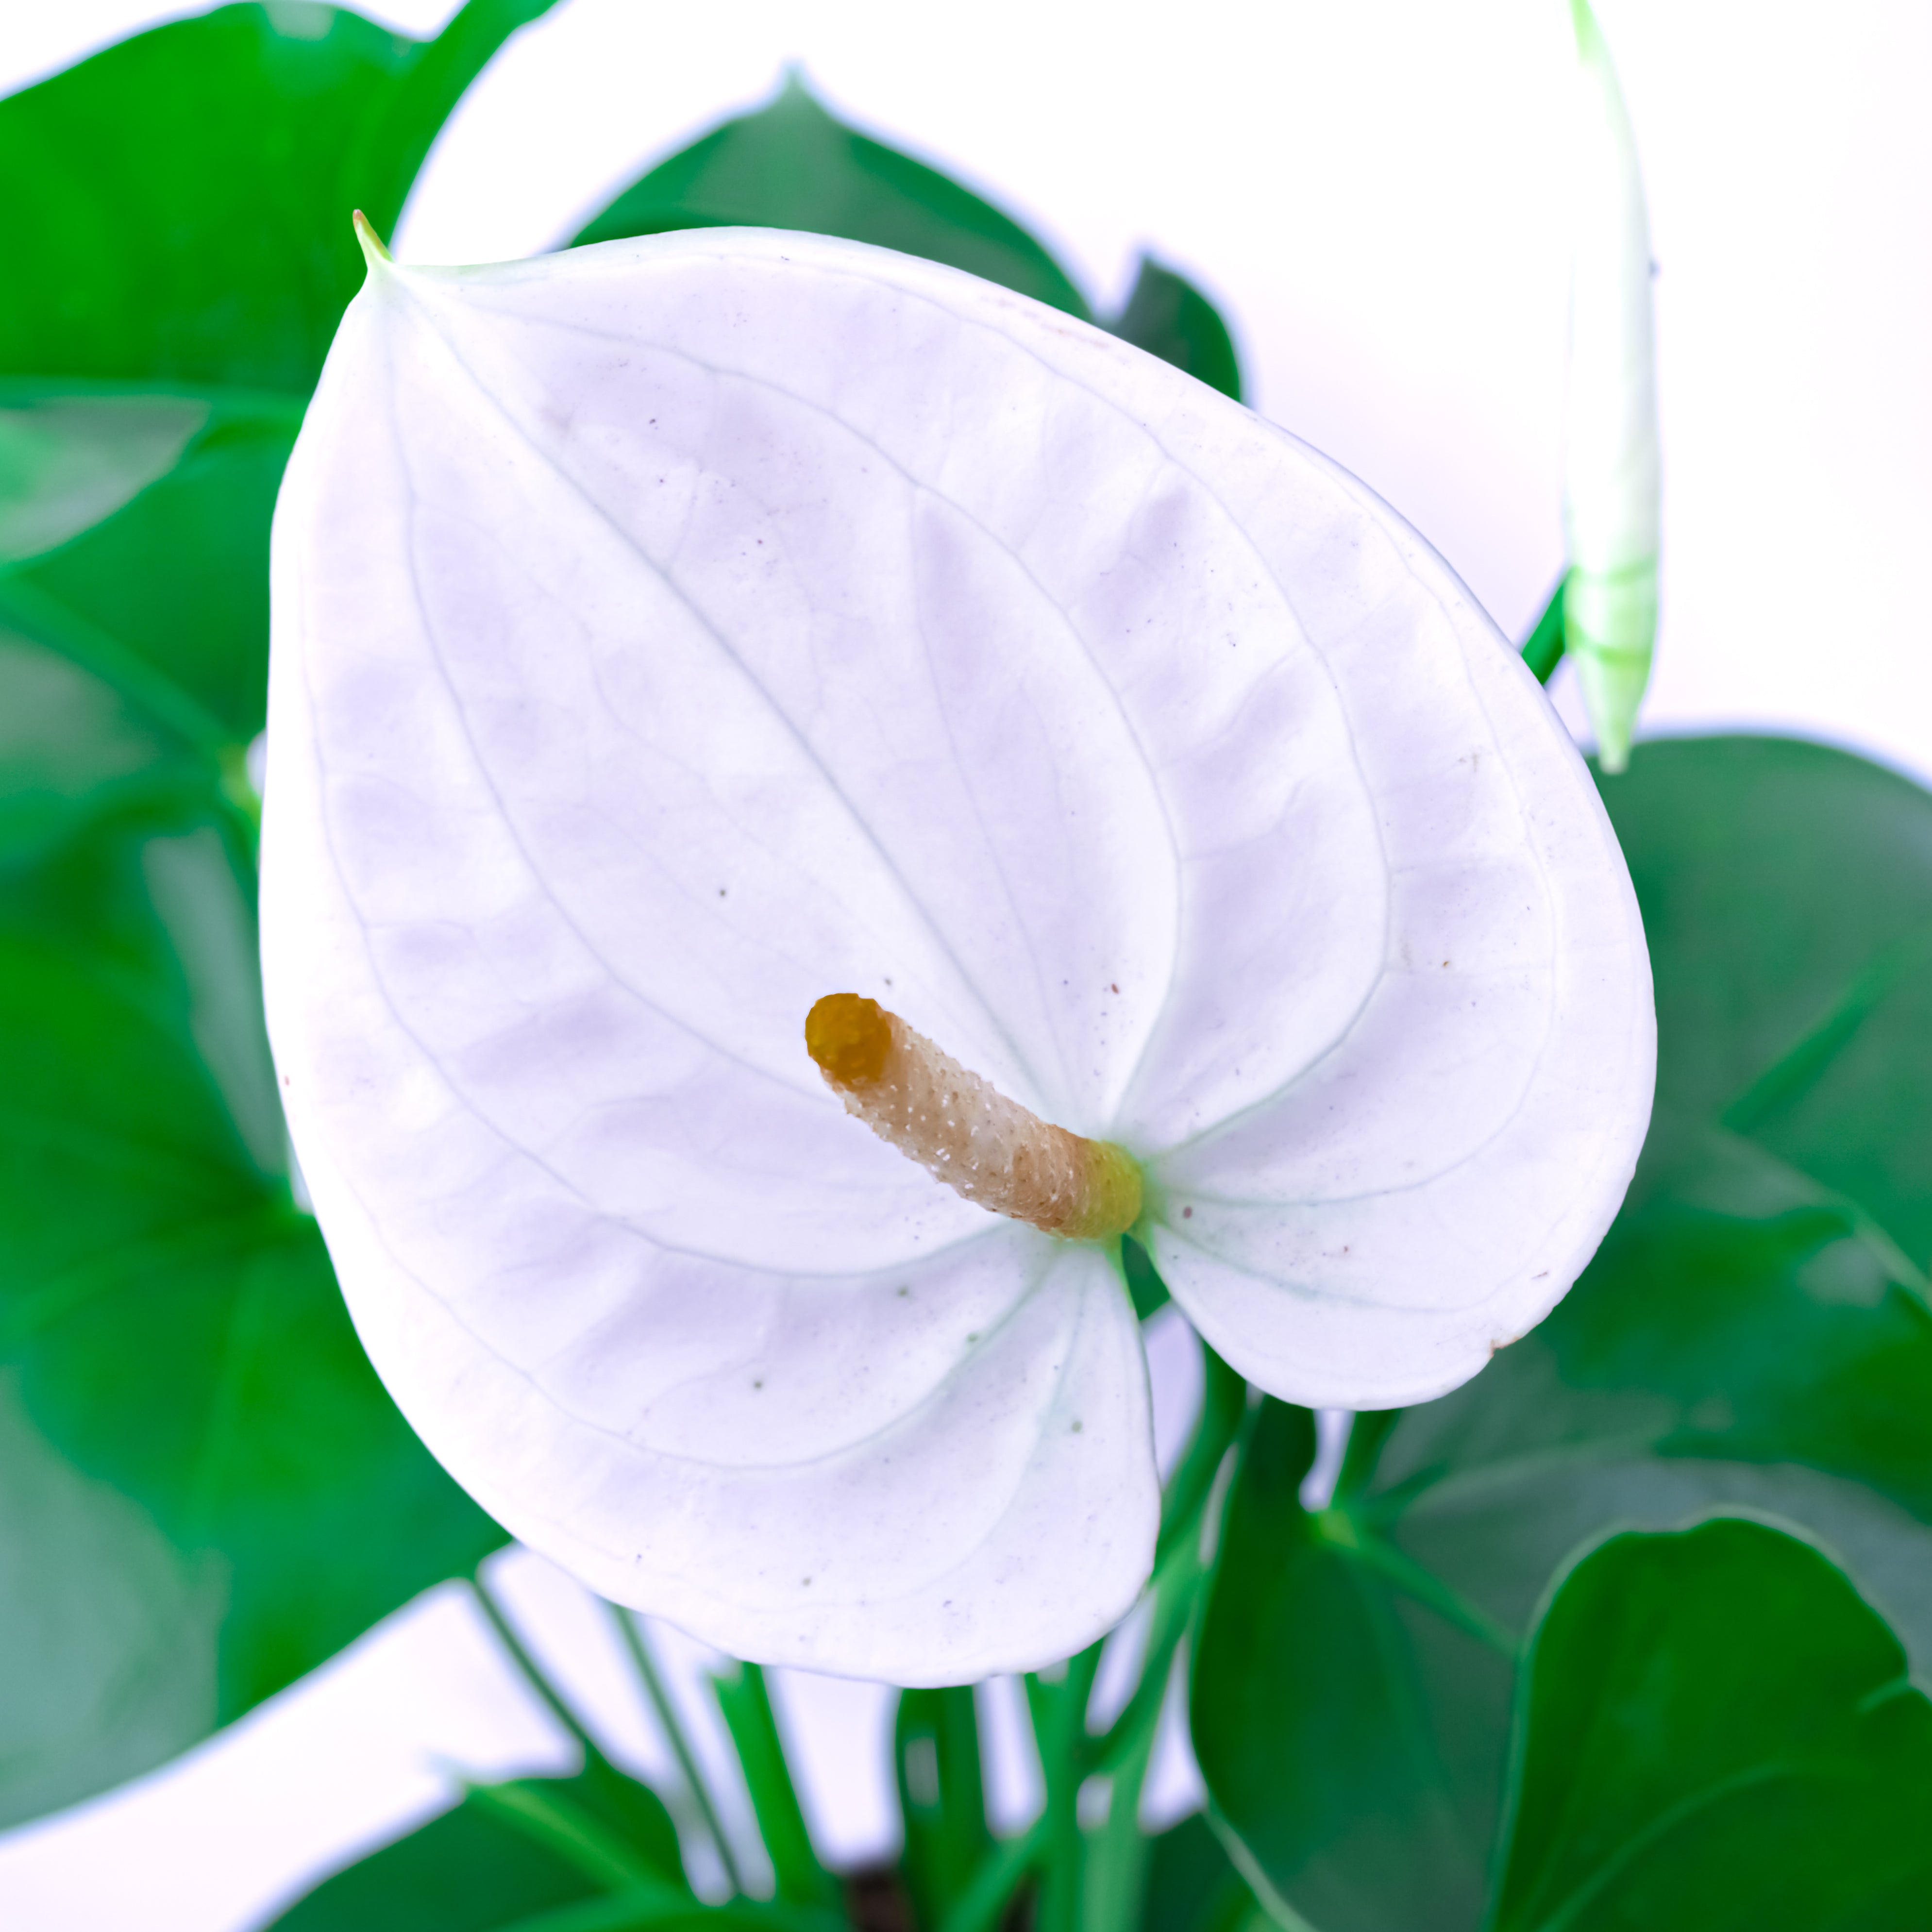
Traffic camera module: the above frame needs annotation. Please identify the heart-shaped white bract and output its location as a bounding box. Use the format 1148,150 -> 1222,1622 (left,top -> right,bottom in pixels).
263,227 -> 1654,1683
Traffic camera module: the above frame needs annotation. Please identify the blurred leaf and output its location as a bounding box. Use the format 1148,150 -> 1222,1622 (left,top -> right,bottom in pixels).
1106,257 -> 1243,402
0,0 -> 557,390
0,625 -> 211,869
0,389 -> 207,563
1140,1813 -> 1267,1932
0,1372 -> 223,1826
1491,1517 -> 1932,1932
273,1761 -> 864,1930
270,1781 -> 615,1931
463,1770 -> 687,1894
0,813 -> 504,1826
3,387 -> 302,741
1194,738 -> 1932,1931
571,70 -> 1090,319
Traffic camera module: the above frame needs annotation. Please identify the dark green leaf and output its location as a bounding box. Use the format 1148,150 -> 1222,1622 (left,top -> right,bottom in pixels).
1603,737 -> 1932,1291
1193,1401 -> 1497,1932
571,71 -> 1090,319
1140,1814 -> 1265,1932
1105,258 -> 1243,402
1121,1234 -> 1169,1319
1194,739 -> 1932,1929
0,815 -> 503,1826
1491,1517 -> 1932,1932
0,0 -> 555,390
895,1685 -> 992,1927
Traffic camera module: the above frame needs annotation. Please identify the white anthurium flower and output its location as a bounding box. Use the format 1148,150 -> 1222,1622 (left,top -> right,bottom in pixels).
1563,0 -> 1661,774
261,219 -> 1655,1683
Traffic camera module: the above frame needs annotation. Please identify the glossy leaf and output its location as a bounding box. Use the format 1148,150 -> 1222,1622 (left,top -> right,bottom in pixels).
1492,1517 -> 1932,1932
264,227 -> 1649,1679
1194,738 -> 1932,1931
571,70 -> 1090,319
0,809 -> 502,1825
0,0 -> 558,391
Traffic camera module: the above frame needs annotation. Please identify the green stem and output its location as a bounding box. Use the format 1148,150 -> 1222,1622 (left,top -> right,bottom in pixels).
609,1604 -> 745,1896
1077,1694 -> 1161,1932
472,1568 -> 610,1769
937,1816 -> 1047,1932
949,1333 -> 1252,1932
1026,1645 -> 1104,1932
1155,1345 -> 1247,1566
713,1662 -> 838,1908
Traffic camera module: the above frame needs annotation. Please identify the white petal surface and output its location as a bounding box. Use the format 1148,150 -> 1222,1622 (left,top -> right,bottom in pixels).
264,229 -> 1650,1674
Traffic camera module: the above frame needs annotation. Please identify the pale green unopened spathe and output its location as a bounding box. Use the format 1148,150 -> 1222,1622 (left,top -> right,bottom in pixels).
1563,0 -> 1659,774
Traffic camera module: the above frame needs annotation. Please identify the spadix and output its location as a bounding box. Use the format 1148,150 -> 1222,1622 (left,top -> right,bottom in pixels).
262,227 -> 1654,1680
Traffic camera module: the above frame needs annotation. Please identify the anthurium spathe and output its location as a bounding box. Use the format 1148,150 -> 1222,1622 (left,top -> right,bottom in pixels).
261,223 -> 1654,1682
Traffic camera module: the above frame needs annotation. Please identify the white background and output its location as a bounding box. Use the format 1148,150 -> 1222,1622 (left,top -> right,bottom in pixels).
0,1 -> 1927,1925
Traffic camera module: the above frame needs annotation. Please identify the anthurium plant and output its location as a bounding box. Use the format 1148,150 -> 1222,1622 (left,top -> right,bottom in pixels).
2,8 -> 1929,1932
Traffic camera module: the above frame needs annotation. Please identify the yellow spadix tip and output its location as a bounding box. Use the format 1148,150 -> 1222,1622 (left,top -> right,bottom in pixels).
806,992 -> 892,1088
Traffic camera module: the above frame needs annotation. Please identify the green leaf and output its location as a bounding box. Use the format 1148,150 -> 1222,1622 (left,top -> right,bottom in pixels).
0,0 -> 558,390
0,814 -> 503,1826
1193,737 -> 1932,1931
463,1772 -> 687,1895
0,389 -> 208,563
269,1780 -> 620,1931
1603,736 -> 1932,1292
0,1372 -> 222,1826
570,70 -> 1091,319
1518,576 -> 1566,685
1193,1400 -> 1497,1932
0,624 -> 210,869
1105,257 -> 1243,402
1,386 -> 302,742
1490,1516 -> 1932,1932
1140,1814 -> 1267,1932
895,1685 -> 993,1928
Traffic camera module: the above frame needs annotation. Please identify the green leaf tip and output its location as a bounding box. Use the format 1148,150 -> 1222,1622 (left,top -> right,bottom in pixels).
351,209 -> 393,270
